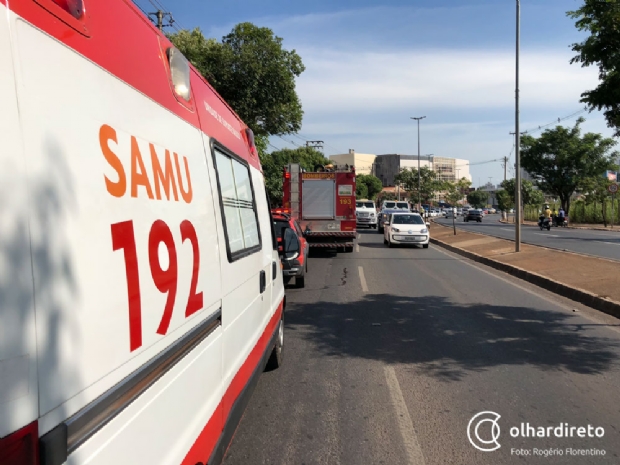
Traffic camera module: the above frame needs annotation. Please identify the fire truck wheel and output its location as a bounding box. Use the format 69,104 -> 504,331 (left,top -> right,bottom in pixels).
344,246 -> 353,253
265,316 -> 284,371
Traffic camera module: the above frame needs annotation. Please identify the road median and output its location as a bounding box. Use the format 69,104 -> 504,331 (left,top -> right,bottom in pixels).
430,222 -> 620,319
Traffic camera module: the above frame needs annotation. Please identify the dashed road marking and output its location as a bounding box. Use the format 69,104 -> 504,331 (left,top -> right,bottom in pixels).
358,266 -> 369,293
384,366 -> 426,465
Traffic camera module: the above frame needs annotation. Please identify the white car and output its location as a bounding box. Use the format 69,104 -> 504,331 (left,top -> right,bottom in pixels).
383,212 -> 430,248
381,200 -> 410,211
356,200 -> 378,228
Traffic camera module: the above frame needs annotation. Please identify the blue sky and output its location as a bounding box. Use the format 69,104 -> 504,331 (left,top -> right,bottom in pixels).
136,0 -> 613,186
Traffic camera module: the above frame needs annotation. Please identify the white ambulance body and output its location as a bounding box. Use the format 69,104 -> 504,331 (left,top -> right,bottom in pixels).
0,1 -> 287,464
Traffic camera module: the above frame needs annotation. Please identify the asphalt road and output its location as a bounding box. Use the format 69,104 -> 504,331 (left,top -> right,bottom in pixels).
223,229 -> 620,465
435,214 -> 620,261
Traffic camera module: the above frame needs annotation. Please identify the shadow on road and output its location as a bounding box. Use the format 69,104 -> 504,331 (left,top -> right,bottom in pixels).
286,294 -> 619,382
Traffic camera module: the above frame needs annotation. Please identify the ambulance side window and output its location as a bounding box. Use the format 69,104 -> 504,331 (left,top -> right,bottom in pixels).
213,147 -> 262,261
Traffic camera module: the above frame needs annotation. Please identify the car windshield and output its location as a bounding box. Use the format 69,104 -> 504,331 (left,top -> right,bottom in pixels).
396,202 -> 409,209
392,215 -> 424,225
357,202 -> 374,208
385,202 -> 396,208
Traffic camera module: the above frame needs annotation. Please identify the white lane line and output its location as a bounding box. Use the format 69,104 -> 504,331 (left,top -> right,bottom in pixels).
534,233 -> 559,237
600,241 -> 620,246
384,366 -> 426,465
356,243 -> 360,253
358,266 -> 369,293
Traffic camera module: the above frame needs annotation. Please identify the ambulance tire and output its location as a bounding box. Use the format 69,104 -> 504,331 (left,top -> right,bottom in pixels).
265,316 -> 284,371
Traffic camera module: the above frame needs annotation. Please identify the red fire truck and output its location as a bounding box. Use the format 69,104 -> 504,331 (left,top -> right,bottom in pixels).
281,163 -> 357,253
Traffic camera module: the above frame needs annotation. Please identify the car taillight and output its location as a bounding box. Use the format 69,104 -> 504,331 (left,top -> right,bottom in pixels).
0,421 -> 39,465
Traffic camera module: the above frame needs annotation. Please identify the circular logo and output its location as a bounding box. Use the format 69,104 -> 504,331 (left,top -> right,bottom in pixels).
608,183 -> 618,194
467,411 -> 501,452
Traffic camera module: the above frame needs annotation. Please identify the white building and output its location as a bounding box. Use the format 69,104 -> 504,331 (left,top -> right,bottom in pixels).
329,150 -> 376,176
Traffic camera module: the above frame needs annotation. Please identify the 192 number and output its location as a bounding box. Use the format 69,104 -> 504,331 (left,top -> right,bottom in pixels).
111,219 -> 204,351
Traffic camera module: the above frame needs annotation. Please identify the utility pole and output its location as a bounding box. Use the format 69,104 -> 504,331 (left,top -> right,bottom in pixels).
515,0 -> 522,252
148,10 -> 174,31
411,116 -> 426,210
502,156 -> 509,182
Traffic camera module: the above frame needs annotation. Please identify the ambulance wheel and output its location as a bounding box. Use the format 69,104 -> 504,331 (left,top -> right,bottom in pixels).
265,316 -> 284,371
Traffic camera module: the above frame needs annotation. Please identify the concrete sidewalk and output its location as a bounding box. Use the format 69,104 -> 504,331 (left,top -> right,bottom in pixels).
430,222 -> 620,318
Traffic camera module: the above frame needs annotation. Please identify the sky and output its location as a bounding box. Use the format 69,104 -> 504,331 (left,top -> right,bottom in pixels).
135,0 -> 614,187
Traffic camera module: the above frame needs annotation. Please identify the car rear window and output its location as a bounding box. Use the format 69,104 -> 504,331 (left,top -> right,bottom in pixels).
273,219 -> 289,238
396,202 -> 409,209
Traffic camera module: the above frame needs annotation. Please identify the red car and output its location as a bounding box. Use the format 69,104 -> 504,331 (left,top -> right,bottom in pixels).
272,211 -> 309,288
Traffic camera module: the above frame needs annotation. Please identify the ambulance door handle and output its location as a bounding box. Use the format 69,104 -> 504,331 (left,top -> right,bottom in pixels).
272,261 -> 277,281
260,270 -> 266,294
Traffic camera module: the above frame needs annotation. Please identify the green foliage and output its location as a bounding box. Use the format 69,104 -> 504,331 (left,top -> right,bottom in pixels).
394,167 -> 444,204
496,189 -> 512,212
467,190 -> 489,208
520,118 -> 618,214
168,24 -> 305,137
379,192 -> 397,201
568,1 -> 620,137
500,179 -> 544,207
260,147 -> 330,204
443,177 -> 471,206
356,182 -> 369,199
356,174 -> 383,200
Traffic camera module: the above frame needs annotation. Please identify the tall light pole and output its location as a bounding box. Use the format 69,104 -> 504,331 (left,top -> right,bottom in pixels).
411,116 -> 426,209
515,0 -> 522,252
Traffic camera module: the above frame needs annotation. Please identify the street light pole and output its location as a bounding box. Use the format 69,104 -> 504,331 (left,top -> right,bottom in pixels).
411,116 -> 426,210
515,0 -> 522,252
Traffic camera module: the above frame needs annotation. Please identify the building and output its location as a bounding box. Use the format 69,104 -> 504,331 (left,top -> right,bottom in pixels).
329,150 -> 376,176
373,154 -> 472,187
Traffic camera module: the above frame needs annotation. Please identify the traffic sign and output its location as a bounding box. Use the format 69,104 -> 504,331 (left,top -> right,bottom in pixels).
608,183 -> 618,194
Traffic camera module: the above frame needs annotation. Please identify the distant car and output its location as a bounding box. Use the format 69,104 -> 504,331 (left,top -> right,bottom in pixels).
465,209 -> 483,222
356,200 -> 378,228
272,211 -> 309,288
488,208 -> 497,214
383,212 -> 430,248
378,208 -> 403,233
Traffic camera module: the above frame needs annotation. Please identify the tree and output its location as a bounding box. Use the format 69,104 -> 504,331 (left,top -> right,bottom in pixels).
496,189 -> 512,212
394,167 -> 443,205
260,147 -> 330,204
501,179 -> 544,207
356,174 -> 383,200
520,118 -> 618,214
356,182 -> 369,199
568,2 -> 620,137
582,176 -> 614,226
168,24 -> 305,137
467,190 -> 489,208
444,183 -> 464,207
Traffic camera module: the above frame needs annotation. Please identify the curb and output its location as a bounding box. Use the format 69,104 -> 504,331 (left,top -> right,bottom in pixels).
429,236 -> 620,319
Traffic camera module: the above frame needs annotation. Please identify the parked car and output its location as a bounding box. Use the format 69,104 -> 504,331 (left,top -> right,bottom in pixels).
383,212 -> 430,248
272,211 -> 309,288
465,209 -> 483,222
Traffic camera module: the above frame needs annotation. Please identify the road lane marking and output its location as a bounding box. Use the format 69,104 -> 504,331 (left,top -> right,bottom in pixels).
358,266 -> 369,293
600,241 -> 620,246
356,243 -> 360,253
534,233 -> 559,237
384,366 -> 426,465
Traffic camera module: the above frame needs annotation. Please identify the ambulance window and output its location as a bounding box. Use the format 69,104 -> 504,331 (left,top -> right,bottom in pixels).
214,148 -> 261,260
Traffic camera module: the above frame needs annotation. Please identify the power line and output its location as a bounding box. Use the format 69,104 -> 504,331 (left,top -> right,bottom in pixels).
521,107 -> 588,135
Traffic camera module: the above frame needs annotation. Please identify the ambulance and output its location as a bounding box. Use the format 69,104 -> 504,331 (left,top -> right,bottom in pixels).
0,1 -> 297,464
